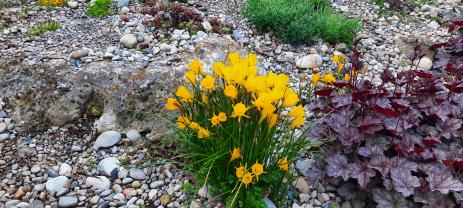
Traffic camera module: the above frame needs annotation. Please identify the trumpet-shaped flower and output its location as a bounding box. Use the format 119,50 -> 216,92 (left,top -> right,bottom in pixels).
188,59 -> 203,75
189,122 -> 200,130
230,147 -> 242,162
311,73 -> 320,86
251,161 -> 266,181
331,53 -> 345,64
231,103 -> 250,122
185,70 -> 196,85
235,165 -> 246,179
176,86 -> 194,102
197,127 -> 211,139
260,103 -> 276,121
224,84 -> 238,100
267,113 -> 278,128
228,52 -> 241,65
290,116 -> 305,128
243,76 -> 266,93
337,64 -> 345,74
177,116 -> 190,129
241,172 -> 253,186
210,115 -> 221,127
166,98 -> 180,110
283,88 -> 300,107
323,73 -> 336,84
212,62 -> 225,77
287,105 -> 305,118
201,75 -> 215,90
278,158 -> 289,172
218,112 -> 227,122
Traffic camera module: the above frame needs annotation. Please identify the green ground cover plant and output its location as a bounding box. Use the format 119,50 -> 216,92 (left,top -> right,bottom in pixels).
242,0 -> 360,45
27,22 -> 60,36
87,0 -> 112,18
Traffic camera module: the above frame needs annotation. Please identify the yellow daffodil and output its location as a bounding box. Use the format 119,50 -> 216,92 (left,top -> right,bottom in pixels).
267,113 -> 278,128
166,98 -> 180,110
185,70 -> 196,85
251,161 -> 266,181
278,158 -> 289,172
230,147 -> 242,162
283,88 -> 300,107
265,71 -> 278,88
260,104 -> 276,121
231,103 -> 250,122
202,94 -> 208,103
241,172 -> 253,186
176,86 -> 194,102
210,115 -> 221,127
197,127 -> 211,139
228,52 -> 241,65
235,165 -> 246,179
189,122 -> 200,130
224,84 -> 238,100
311,73 -> 320,86
246,53 -> 257,68
337,64 -> 345,74
323,73 -> 336,84
344,74 -> 351,82
252,93 -> 272,109
188,59 -> 203,75
243,76 -> 266,93
177,116 -> 190,129
212,62 -> 225,77
331,53 -> 345,64
287,105 -> 305,118
201,75 -> 215,90
290,116 -> 305,128
218,112 -> 227,122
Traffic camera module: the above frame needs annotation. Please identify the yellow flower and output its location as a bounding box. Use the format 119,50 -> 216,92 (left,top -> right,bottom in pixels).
210,115 -> 221,127
218,112 -> 227,122
331,53 -> 345,64
323,73 -> 336,84
260,104 -> 276,121
166,98 -> 180,110
189,122 -> 200,130
202,94 -> 208,103
197,127 -> 211,139
283,88 -> 300,107
176,86 -> 194,102
235,165 -> 246,179
228,52 -> 241,65
267,113 -> 278,128
201,75 -> 215,90
188,59 -> 203,75
224,84 -> 238,100
241,172 -> 253,186
278,158 -> 289,172
177,116 -> 190,129
337,64 -> 345,74
290,116 -> 305,128
252,93 -> 272,109
230,147 -> 242,162
251,161 -> 266,181
185,70 -> 196,85
287,105 -> 305,118
311,73 -> 320,86
212,62 -> 225,77
243,76 -> 266,93
344,74 -> 351,82
231,103 -> 250,122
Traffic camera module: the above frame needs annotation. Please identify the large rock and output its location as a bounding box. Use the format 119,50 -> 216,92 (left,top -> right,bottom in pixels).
120,34 -> 137,49
1,35 -> 242,134
296,54 -> 323,69
93,131 -> 121,149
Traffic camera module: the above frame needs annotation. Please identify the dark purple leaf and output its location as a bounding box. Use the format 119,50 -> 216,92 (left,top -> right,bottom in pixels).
426,170 -> 463,194
327,154 -> 351,181
332,94 -> 352,108
372,188 -> 411,208
390,167 -> 420,197
369,155 -> 392,177
358,145 -> 383,157
356,117 -> 383,135
350,163 -> 376,188
436,118 -> 462,139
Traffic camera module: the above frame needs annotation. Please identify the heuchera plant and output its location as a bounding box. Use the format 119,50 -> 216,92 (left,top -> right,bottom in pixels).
306,18 -> 463,207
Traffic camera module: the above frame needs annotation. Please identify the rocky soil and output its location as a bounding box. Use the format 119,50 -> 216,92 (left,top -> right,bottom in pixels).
0,0 -> 462,207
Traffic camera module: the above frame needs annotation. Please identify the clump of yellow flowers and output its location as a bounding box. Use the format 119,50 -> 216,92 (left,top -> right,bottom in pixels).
166,53 -> 314,207
38,0 -> 67,6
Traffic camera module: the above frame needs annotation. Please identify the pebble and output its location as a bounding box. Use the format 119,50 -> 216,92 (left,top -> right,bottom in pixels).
46,176 -> 69,194
120,34 -> 138,49
129,168 -> 146,180
126,129 -> 141,140
58,196 -> 78,207
70,49 -> 88,59
86,176 -> 111,190
67,1 -> 78,9
59,163 -> 72,177
98,157 -> 121,176
295,54 -> 323,69
292,177 -> 310,194
93,131 -> 122,150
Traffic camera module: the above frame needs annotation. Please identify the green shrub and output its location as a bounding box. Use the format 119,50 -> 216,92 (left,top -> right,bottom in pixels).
242,0 -> 360,45
87,0 -> 112,18
27,22 -> 60,36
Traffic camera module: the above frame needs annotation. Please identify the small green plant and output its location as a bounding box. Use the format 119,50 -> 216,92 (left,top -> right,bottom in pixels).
87,156 -> 97,170
89,105 -> 103,117
87,0 -> 112,18
242,0 -> 360,44
27,22 -> 60,36
182,181 -> 193,193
